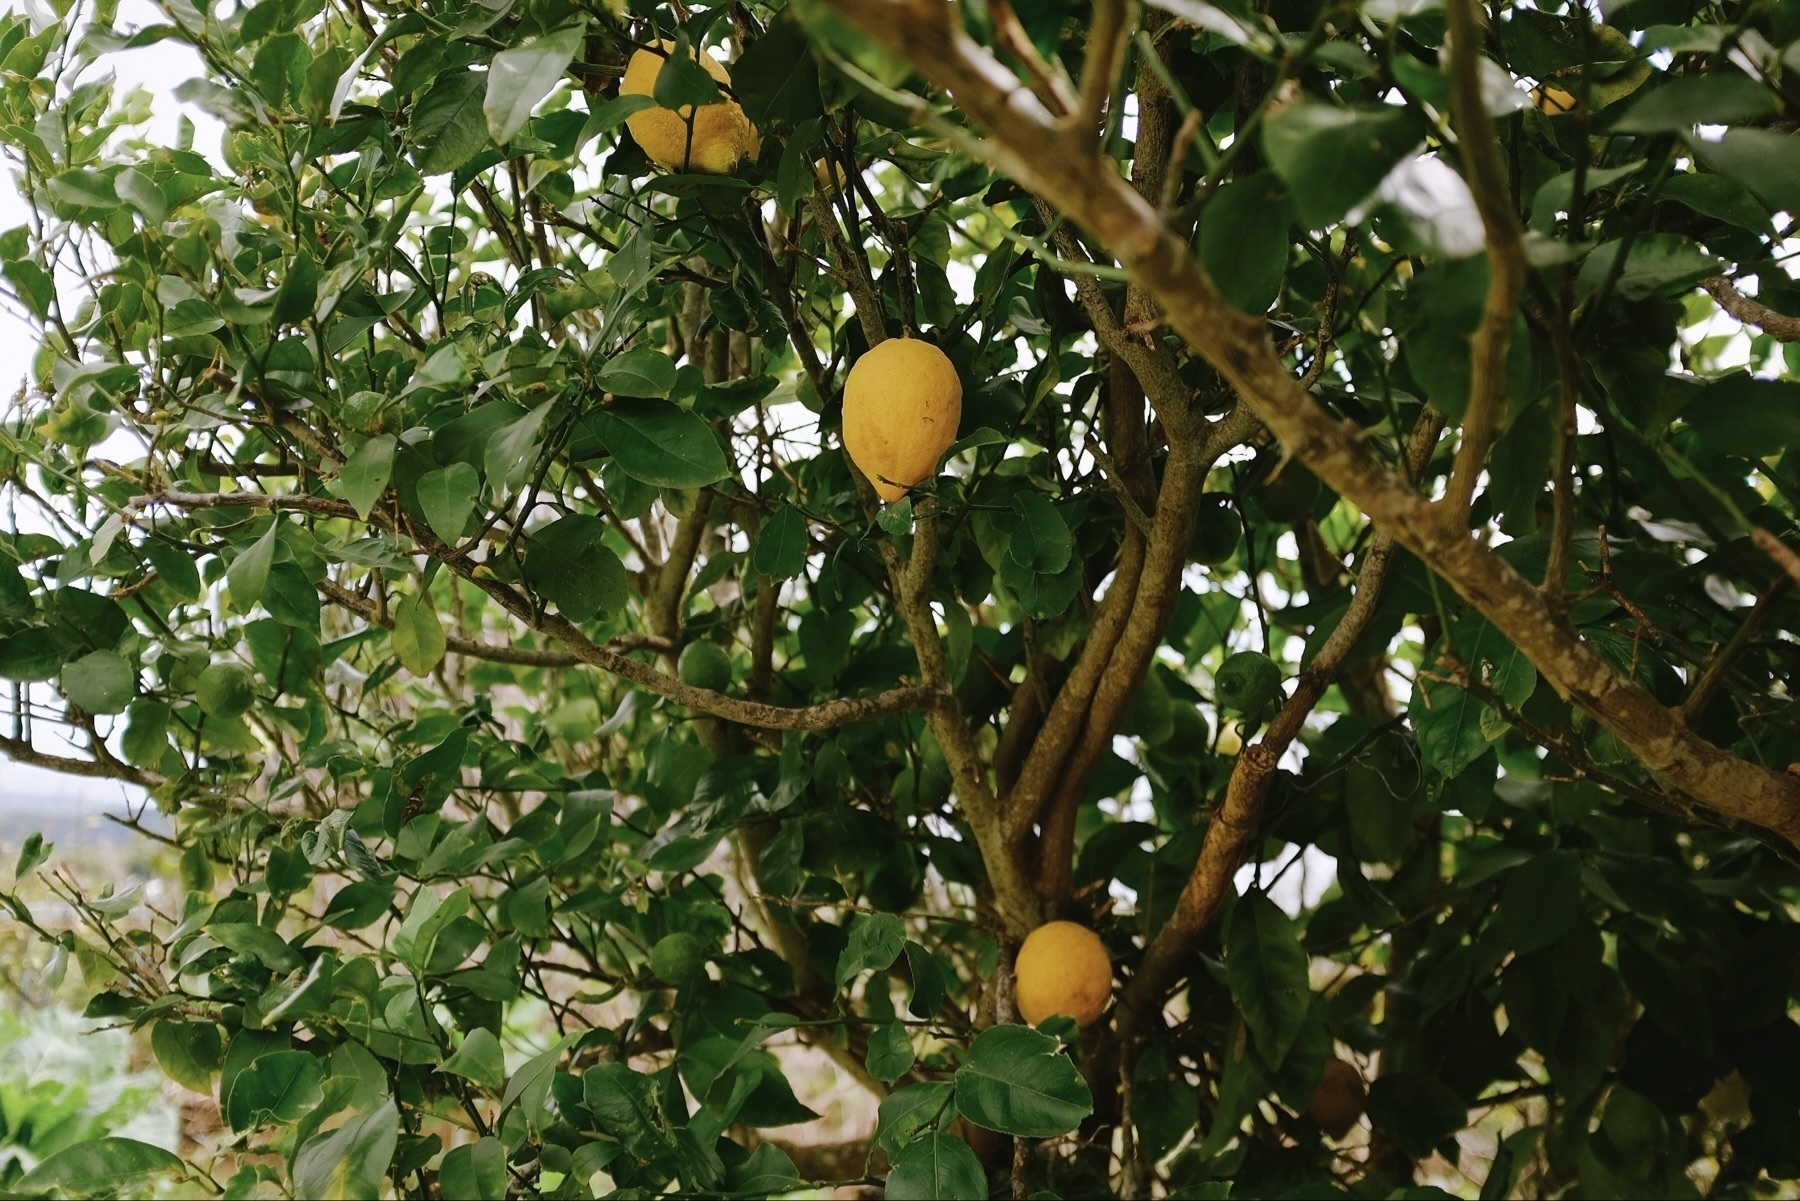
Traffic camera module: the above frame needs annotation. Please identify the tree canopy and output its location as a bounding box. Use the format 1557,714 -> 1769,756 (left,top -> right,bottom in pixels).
3,0 -> 1800,1196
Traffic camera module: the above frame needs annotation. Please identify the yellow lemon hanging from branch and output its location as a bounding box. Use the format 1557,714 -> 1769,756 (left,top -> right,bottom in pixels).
1014,920 -> 1112,1027
621,42 -> 759,174
842,337 -> 962,502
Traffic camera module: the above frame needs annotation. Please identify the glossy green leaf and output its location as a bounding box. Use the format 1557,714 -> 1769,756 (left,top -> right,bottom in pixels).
886,1132 -> 986,1201
1225,893 -> 1312,1070
16,1138 -> 184,1194
485,23 -> 585,145
952,1024 -> 1093,1137
587,398 -> 731,488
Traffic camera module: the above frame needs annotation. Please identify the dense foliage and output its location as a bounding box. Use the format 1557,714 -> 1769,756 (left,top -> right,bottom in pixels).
4,0 -> 1800,1196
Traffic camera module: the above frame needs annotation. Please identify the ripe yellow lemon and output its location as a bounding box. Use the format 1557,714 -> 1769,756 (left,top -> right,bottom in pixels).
620,43 -> 759,173
1014,920 -> 1111,1027
1533,83 -> 1578,115
842,337 -> 962,502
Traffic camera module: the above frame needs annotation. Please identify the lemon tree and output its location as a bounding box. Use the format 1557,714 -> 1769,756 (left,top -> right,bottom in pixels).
3,0 -> 1800,1197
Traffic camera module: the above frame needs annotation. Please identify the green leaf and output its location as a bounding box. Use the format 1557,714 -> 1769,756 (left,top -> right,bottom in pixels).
483,400 -> 553,495
1612,74 -> 1775,133
394,885 -> 470,974
588,398 -> 731,488
1410,676 -> 1490,778
1529,160 -> 1646,235
416,462 -> 480,544
753,504 -> 808,580
1262,100 -> 1427,228
1576,232 -> 1723,301
867,1022 -> 917,1085
412,70 -> 490,175
13,831 -> 50,880
886,1132 -> 986,1201
292,1101 -> 400,1201
15,1138 -> 184,1195
228,521 -> 279,610
905,940 -> 950,1018
1453,613 -> 1536,710
1198,170 -> 1292,312
211,923 -> 304,973
114,166 -> 168,223
875,1081 -> 955,1159
60,649 -> 134,714
584,1062 -> 676,1159
439,1137 -> 507,1201
731,17 -> 822,127
1366,1072 -> 1466,1159
146,541 -> 201,601
339,435 -> 396,520
264,563 -> 321,630
1692,128 -> 1800,217
485,22 -> 586,145
654,42 -> 723,110
953,1024 -> 1093,1137
597,346 -> 678,398
1680,374 -> 1800,456
226,1051 -> 324,1131
1008,492 -> 1072,574
151,1020 -> 223,1093
836,911 -> 905,986
1225,893 -> 1312,1070
1661,172 -> 1770,232
524,515 -> 629,620
442,1028 -> 507,1091
391,596 -> 446,677
1498,850 -> 1583,955
121,699 -> 172,768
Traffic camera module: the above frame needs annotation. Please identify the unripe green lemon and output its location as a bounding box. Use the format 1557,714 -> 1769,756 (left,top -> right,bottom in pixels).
677,641 -> 732,692
1249,461 -> 1321,524
650,932 -> 708,985
1215,651 -> 1282,716
1189,493 -> 1240,566
195,662 -> 256,719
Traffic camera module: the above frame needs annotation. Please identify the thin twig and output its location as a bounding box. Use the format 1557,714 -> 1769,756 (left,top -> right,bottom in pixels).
1439,0 -> 1527,529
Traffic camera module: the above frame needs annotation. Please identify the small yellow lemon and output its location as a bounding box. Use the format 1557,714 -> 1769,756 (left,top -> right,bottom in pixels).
842,337 -> 962,502
1014,920 -> 1111,1027
815,157 -> 850,192
620,42 -> 759,173
1533,83 -> 1578,115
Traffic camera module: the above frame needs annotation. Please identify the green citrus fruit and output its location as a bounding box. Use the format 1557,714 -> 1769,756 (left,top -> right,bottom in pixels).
1189,493 -> 1240,566
1215,651 -> 1282,716
195,662 -> 256,719
650,932 -> 708,985
1249,461 -> 1321,524
677,641 -> 733,692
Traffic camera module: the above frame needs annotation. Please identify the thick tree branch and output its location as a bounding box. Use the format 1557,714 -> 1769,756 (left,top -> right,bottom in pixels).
1700,276 -> 1800,342
1440,0 -> 1526,528
822,0 -> 1800,851
884,507 -> 1040,935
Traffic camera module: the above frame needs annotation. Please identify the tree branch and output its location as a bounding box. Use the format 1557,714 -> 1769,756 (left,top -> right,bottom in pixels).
1439,0 -> 1527,529
0,735 -> 164,789
1700,276 -> 1800,342
317,578 -> 670,666
822,0 -> 1800,852
1120,409 -> 1443,1024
